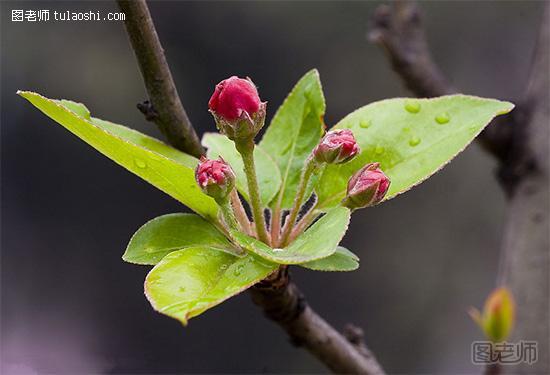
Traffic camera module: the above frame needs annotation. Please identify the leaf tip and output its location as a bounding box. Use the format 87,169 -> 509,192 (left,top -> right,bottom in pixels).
497,101 -> 515,116
16,90 -> 32,98
306,68 -> 320,77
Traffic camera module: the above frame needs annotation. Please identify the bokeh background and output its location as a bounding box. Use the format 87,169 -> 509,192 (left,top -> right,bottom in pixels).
1,1 -> 545,373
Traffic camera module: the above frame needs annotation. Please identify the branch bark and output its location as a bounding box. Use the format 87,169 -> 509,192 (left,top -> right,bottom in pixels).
117,0 -> 204,157
368,0 -> 512,166
118,0 -> 385,373
250,267 -> 385,374
370,1 -> 549,373
497,4 -> 549,373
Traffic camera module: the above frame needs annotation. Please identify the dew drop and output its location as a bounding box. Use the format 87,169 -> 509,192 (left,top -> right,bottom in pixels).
233,264 -> 244,277
134,158 -> 147,169
375,146 -> 385,155
435,112 -> 450,124
404,100 -> 421,114
359,120 -> 371,129
409,137 -> 421,147
179,286 -> 186,293
273,248 -> 284,253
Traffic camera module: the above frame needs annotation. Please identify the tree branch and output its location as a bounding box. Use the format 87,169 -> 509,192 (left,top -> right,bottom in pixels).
118,0 -> 385,372
250,267 -> 385,374
370,1 -> 549,373
117,0 -> 204,157
497,4 -> 549,373
368,0 -> 513,166
368,1 -> 454,97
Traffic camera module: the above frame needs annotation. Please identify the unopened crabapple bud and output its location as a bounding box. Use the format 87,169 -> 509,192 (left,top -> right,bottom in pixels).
208,76 -> 266,141
342,162 -> 390,209
313,129 -> 360,164
469,287 -> 515,343
195,156 -> 236,203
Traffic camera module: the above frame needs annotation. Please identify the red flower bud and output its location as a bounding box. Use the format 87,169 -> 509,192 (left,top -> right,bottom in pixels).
313,129 -> 360,164
342,163 -> 390,209
209,76 -> 266,141
195,156 -> 236,202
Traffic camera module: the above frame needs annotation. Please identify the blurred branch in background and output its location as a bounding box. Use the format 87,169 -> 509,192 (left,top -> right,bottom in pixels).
116,0 -> 385,373
369,1 -> 549,373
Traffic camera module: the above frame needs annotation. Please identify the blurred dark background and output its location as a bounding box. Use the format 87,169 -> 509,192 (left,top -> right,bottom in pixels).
1,1 -> 544,373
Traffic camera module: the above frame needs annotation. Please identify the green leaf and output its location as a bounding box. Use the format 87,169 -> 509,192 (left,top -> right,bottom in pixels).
232,206 -> 350,264
145,246 -> 278,325
300,246 -> 359,272
124,213 -> 238,265
202,133 -> 281,206
260,69 -> 326,209
54,99 -> 91,120
18,91 -> 218,221
315,95 -> 514,209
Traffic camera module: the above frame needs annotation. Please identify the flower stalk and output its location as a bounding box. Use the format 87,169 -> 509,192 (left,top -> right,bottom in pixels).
289,204 -> 321,243
236,139 -> 270,244
230,190 -> 252,235
278,156 -> 317,247
218,198 -> 240,231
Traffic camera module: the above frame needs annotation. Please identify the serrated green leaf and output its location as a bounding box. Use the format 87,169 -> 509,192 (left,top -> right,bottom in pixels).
124,213 -> 238,265
145,246 -> 278,325
202,133 -> 281,206
315,95 -> 514,209
18,91 -> 218,221
232,206 -> 350,264
300,246 -> 359,272
260,69 -> 325,209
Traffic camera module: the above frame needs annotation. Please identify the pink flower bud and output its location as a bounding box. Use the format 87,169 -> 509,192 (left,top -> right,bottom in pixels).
313,129 -> 360,164
208,76 -> 266,141
195,156 -> 236,202
342,163 -> 390,209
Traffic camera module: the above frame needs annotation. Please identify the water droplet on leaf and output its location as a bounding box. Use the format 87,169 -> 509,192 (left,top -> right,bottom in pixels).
134,158 -> 147,169
375,146 -> 385,155
435,112 -> 450,124
404,101 -> 421,114
233,264 -> 244,277
409,137 -> 421,147
359,120 -> 371,129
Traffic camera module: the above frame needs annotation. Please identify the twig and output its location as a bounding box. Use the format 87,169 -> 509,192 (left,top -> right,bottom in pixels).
368,1 -> 453,97
370,1 -> 549,373
117,0 -> 204,157
118,0 -> 386,372
250,267 -> 385,374
368,0 -> 513,166
343,324 -> 382,363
